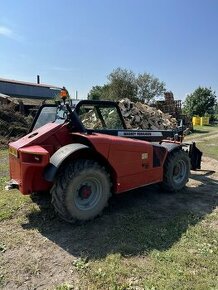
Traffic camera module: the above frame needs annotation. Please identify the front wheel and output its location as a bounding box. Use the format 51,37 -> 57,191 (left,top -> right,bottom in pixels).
161,149 -> 190,192
51,159 -> 111,223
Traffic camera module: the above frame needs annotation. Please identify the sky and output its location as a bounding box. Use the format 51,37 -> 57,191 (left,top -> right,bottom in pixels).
0,0 -> 218,101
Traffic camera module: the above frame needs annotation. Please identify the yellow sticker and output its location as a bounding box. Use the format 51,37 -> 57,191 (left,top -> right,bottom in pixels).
9,147 -> 18,158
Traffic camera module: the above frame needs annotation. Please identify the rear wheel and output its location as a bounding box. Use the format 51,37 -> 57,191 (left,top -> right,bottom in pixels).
161,149 -> 190,192
51,159 -> 111,223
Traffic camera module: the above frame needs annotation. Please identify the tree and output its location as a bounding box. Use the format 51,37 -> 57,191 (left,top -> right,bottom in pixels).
88,86 -> 105,100
107,68 -> 137,101
136,73 -> 166,104
88,67 -> 166,102
88,85 -> 111,101
183,87 -> 217,117
215,103 -> 218,115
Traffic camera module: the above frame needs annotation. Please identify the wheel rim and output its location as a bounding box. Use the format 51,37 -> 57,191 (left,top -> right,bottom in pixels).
74,176 -> 103,211
172,160 -> 187,184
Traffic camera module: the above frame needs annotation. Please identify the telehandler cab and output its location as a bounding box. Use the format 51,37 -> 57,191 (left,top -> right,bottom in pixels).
7,96 -> 202,223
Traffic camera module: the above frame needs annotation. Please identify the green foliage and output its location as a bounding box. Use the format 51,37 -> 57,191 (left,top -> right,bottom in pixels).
88,85 -> 107,100
88,67 -> 166,103
213,104 -> 218,121
107,67 -> 138,101
183,87 -> 217,117
137,72 -> 166,104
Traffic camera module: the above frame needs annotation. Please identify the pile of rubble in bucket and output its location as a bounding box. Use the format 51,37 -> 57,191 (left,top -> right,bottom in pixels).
118,98 -> 178,130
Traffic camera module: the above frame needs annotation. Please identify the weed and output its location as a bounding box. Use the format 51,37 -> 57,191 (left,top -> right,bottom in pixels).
0,273 -> 4,287
55,283 -> 74,290
0,243 -> 7,253
72,257 -> 89,271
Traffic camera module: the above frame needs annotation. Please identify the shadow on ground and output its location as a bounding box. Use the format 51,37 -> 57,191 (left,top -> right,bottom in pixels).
22,169 -> 218,260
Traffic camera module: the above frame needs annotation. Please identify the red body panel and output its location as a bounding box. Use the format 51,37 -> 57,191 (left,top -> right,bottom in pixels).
78,133 -> 165,192
9,123 -> 72,194
9,123 -> 167,195
10,122 -> 71,153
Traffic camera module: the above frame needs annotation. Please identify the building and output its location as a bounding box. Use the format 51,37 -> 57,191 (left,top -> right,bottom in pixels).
0,77 -> 62,114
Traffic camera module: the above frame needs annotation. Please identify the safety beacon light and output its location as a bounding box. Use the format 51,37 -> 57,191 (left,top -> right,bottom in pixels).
60,87 -> 68,102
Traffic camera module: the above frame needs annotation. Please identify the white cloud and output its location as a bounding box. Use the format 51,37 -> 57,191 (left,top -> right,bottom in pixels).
0,25 -> 23,42
0,25 -> 13,38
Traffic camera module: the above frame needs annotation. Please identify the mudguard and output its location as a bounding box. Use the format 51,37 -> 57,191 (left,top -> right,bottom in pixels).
160,141 -> 182,152
44,143 -> 89,182
161,141 -> 202,170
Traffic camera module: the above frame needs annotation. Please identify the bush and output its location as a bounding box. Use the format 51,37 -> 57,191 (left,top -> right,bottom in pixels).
0,104 -> 33,140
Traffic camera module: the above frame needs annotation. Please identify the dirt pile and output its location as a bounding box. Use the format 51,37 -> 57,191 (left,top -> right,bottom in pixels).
119,98 -> 178,130
0,104 -> 33,147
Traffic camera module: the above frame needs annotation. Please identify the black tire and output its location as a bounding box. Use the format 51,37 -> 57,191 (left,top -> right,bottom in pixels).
161,149 -> 190,192
51,159 -> 111,223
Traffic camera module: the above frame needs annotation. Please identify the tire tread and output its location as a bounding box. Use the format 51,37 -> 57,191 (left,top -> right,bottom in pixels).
51,159 -> 111,223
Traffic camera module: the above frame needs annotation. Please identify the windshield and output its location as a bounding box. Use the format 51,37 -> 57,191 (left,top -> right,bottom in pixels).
31,101 -> 125,132
32,106 -> 57,130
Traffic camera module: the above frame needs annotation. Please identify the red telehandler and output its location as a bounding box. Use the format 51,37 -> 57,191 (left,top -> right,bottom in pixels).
7,94 -> 202,223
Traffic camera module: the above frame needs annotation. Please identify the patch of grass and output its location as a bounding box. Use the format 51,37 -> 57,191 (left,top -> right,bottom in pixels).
55,283 -> 74,290
0,189 -> 31,221
0,149 -> 9,178
73,211 -> 218,290
143,221 -> 218,290
72,257 -> 89,271
0,149 -> 32,221
187,125 -> 218,138
78,253 -> 130,290
196,136 -> 218,160
185,125 -> 218,160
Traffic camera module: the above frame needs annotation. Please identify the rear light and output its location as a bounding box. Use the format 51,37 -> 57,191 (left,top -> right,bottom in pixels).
16,146 -> 49,165
21,153 -> 43,163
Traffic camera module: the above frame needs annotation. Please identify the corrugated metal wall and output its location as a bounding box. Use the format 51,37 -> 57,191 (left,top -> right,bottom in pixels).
0,81 -> 60,99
